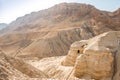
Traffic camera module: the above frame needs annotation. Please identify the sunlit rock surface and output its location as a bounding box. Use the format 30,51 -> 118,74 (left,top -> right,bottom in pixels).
62,31 -> 120,80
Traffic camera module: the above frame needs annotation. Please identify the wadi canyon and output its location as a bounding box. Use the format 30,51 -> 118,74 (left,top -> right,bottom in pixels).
0,3 -> 120,80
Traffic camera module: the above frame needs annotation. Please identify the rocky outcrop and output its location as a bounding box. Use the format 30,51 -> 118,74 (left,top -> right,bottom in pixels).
62,40 -> 88,66
74,50 -> 113,79
62,31 -> 120,80
0,51 -> 48,80
0,51 -> 28,80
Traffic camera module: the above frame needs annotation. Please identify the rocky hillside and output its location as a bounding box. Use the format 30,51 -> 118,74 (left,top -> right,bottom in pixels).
26,31 -> 120,80
0,51 -> 49,80
1,31 -> 120,80
0,3 -> 120,58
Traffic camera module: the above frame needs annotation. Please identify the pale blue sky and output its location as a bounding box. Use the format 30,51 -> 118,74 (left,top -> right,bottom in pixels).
0,0 -> 120,24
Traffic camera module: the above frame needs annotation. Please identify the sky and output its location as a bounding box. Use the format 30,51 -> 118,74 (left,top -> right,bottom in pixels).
0,0 -> 120,24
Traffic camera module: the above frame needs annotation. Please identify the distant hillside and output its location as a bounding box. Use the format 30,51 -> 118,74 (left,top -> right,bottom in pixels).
0,23 -> 7,30
0,3 -> 119,58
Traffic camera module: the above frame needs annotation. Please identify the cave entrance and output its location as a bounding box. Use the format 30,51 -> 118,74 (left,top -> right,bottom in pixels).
77,50 -> 80,54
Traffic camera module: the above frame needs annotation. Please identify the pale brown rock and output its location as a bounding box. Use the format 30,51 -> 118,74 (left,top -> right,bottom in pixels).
63,31 -> 120,80
0,51 -> 29,80
113,50 -> 120,80
0,51 -> 48,80
62,40 -> 88,66
74,50 -> 113,79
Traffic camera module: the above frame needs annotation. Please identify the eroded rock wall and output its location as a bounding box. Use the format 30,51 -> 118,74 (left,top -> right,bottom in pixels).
62,31 -> 120,80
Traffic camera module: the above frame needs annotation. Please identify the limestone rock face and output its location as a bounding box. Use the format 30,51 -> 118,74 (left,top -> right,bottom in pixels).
74,51 -> 113,79
62,31 -> 120,80
62,40 -> 88,66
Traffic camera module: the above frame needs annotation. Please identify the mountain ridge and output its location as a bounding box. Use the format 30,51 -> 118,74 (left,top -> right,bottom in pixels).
0,3 -> 120,58
0,3 -> 116,33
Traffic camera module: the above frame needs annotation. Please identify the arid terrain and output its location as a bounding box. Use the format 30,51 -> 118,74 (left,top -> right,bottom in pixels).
0,3 -> 120,80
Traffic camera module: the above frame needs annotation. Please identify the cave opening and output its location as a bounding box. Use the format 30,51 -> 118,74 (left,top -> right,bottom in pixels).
77,50 -> 80,54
